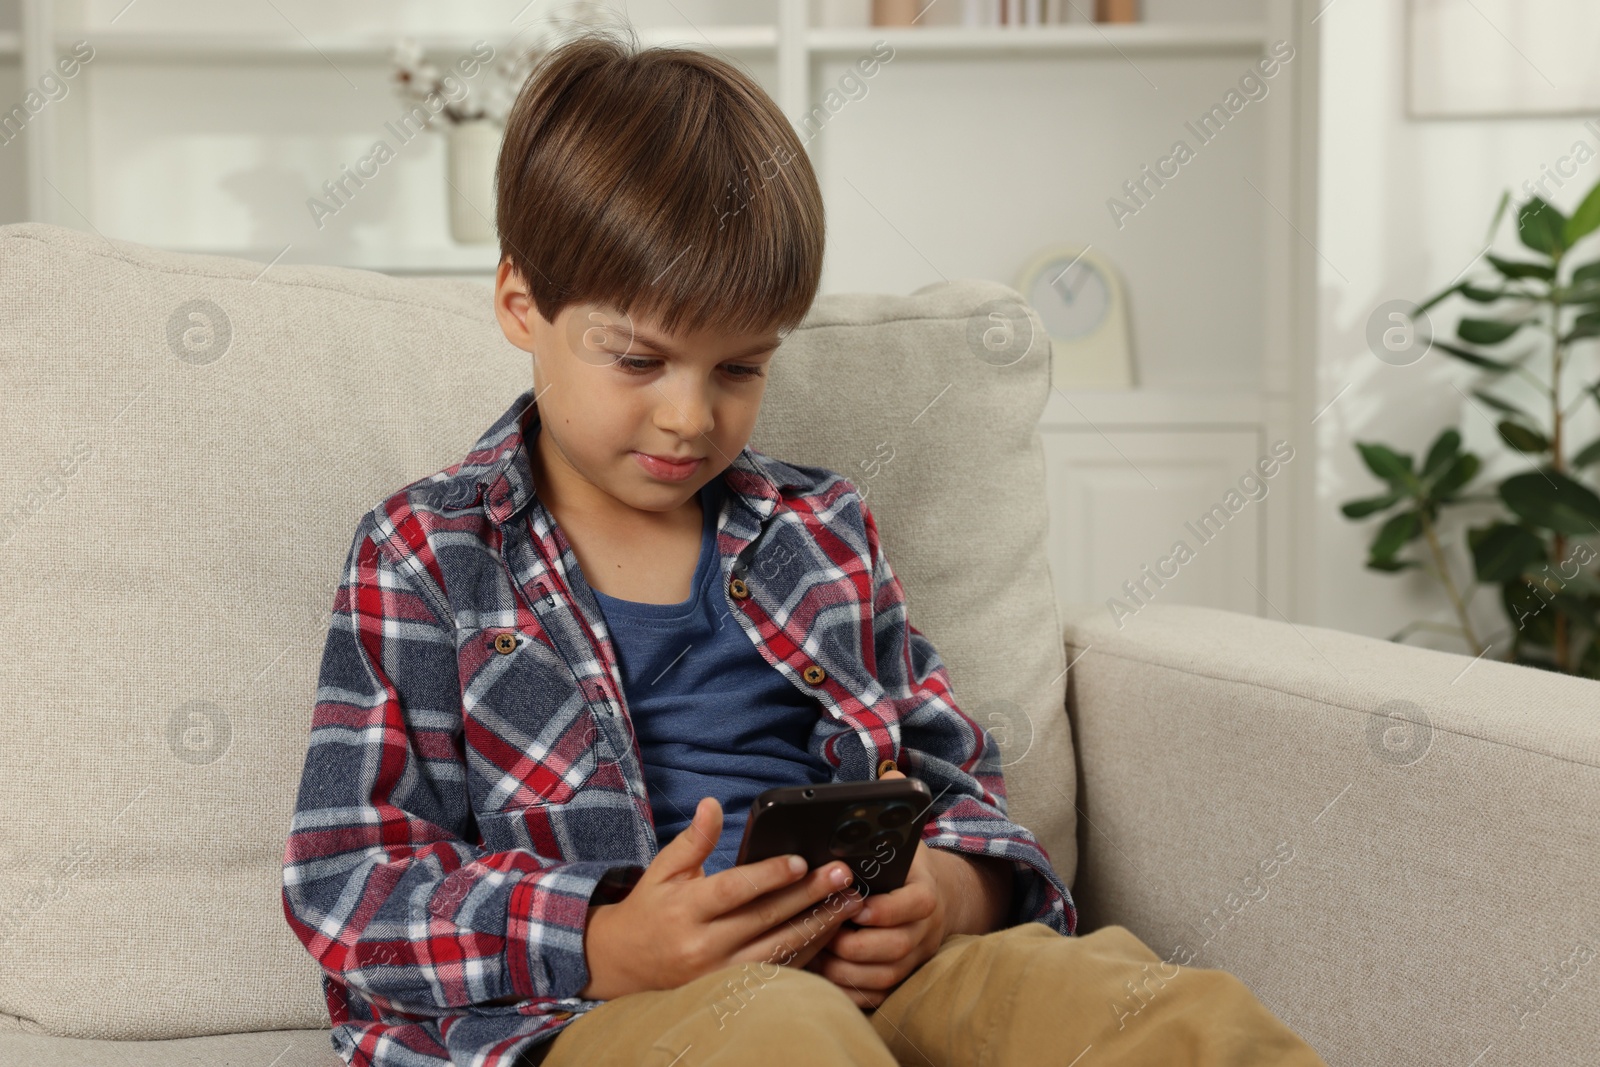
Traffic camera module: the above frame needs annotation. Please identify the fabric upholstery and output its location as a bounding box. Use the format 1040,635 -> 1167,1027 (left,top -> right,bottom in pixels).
0,221 -> 1072,1048
1062,602 -> 1600,1067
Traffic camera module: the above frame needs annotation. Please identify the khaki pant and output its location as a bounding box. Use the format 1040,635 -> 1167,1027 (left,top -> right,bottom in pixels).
522,922 -> 1329,1066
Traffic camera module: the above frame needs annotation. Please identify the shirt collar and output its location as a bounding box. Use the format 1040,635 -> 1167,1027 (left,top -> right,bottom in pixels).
467,386 -> 791,528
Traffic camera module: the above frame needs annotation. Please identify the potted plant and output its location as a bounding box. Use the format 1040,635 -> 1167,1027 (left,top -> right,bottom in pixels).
391,37 -> 536,244
390,3 -> 608,244
1342,180 -> 1600,679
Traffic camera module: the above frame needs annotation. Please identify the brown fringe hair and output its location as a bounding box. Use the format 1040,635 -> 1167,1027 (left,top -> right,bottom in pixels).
494,24 -> 825,341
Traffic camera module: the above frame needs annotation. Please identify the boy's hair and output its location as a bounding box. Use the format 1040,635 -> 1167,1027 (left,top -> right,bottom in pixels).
494,24 -> 825,340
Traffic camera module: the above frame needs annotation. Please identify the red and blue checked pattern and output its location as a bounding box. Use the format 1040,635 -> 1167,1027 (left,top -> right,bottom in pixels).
281,387 -> 1077,1067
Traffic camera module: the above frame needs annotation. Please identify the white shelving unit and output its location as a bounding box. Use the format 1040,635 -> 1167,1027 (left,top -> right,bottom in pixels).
62,24 -> 781,61
2,0 -> 1321,621
7,1 -> 1303,266
806,23 -> 1272,54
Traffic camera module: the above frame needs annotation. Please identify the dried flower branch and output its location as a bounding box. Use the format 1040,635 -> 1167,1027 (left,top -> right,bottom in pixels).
389,3 -> 612,129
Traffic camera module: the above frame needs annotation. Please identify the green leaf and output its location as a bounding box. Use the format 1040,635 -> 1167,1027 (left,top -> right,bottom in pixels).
1543,587 -> 1600,627
1572,259 -> 1600,286
1460,284 -> 1508,303
1563,310 -> 1600,343
1564,180 -> 1600,246
1422,428 -> 1461,477
1497,419 -> 1550,454
1367,558 -> 1422,573
1468,522 -> 1547,582
1431,339 -> 1517,372
1487,253 -> 1555,281
1518,196 -> 1567,256
1432,452 -> 1481,499
1471,390 -> 1532,420
1500,469 -> 1600,535
1342,492 -> 1403,519
1573,436 -> 1600,468
1538,567 -> 1600,601
1580,639 -> 1600,681
1356,442 -> 1415,489
1369,510 -> 1422,563
1503,580 -> 1559,646
1457,318 -> 1523,345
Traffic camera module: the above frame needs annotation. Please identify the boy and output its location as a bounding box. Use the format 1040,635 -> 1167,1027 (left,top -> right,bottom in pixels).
281,25 -> 1329,1067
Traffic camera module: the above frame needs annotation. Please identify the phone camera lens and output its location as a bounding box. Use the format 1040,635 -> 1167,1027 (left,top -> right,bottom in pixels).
830,819 -> 872,850
867,830 -> 899,857
878,802 -> 914,828
803,789 -> 814,798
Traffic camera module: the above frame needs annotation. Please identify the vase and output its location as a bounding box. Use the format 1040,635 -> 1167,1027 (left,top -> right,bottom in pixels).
446,119 -> 500,245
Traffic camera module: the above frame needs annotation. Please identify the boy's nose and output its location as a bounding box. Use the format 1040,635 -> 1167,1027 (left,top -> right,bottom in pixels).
653,383 -> 714,440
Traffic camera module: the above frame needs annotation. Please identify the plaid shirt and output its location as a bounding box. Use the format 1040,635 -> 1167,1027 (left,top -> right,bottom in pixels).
281,387 -> 1076,1067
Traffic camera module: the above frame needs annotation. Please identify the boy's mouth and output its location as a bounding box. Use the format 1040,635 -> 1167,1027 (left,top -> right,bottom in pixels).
632,450 -> 703,482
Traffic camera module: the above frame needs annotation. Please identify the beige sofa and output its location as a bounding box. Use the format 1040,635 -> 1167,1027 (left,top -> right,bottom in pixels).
0,221 -> 1595,1067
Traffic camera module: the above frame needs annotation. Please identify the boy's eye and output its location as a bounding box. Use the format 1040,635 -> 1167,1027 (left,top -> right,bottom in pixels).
610,355 -> 765,380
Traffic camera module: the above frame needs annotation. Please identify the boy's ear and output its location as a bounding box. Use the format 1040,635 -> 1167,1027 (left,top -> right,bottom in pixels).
493,259 -> 538,354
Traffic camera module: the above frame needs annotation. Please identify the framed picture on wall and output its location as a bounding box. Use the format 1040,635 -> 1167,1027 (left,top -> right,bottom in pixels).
1408,0 -> 1600,118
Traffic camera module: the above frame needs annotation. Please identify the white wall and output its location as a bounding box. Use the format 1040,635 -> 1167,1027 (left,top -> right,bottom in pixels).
809,46 -> 1271,392
1314,0 -> 1600,651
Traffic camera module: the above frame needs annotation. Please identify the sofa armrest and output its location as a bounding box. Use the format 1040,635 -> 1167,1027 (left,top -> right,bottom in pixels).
1062,603 -> 1600,1067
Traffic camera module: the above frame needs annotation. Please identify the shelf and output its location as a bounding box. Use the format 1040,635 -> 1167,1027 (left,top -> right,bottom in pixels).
637,25 -> 778,51
53,25 -> 777,62
51,23 -> 1268,62
806,23 -> 1271,56
157,243 -> 502,276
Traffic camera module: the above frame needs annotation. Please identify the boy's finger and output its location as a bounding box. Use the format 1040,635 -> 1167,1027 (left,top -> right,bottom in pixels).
744,888 -> 863,970
722,858 -> 861,930
821,922 -> 916,965
647,796 -> 721,883
850,882 -> 933,927
698,850 -> 832,922
808,950 -> 904,997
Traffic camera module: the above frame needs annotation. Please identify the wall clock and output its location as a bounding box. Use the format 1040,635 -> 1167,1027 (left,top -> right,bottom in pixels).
1015,245 -> 1134,388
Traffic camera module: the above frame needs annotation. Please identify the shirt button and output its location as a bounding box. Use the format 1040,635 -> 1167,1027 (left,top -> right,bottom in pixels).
802,663 -> 826,685
493,633 -> 518,654
729,577 -> 750,600
877,757 -> 898,778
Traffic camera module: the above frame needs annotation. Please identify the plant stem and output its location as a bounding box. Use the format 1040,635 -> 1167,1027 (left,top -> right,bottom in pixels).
1549,270 -> 1571,671
1417,505 -> 1485,657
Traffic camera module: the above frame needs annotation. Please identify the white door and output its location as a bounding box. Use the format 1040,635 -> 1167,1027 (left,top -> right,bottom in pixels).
1041,429 -> 1277,625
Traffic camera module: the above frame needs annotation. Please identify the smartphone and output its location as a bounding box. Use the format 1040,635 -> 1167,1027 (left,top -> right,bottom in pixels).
734,777 -> 935,898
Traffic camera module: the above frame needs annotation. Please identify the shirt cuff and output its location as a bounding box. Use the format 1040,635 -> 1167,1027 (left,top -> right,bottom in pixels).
506,861 -> 646,1002
924,831 -> 1076,937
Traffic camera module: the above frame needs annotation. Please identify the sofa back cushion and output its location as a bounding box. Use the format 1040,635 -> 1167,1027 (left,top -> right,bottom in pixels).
0,221 -> 1073,1038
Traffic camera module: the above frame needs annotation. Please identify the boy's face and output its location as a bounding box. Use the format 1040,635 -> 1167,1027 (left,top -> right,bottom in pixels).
493,264 -> 782,517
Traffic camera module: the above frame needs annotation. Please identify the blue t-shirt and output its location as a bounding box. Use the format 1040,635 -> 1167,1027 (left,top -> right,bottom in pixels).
589,476 -> 833,874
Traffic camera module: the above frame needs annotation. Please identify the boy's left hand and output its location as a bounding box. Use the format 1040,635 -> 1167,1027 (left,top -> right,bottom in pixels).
801,771 -> 957,1010
802,837 -> 951,1009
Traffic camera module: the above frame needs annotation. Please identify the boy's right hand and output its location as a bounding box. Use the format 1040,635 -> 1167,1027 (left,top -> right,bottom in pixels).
576,795 -> 865,1001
